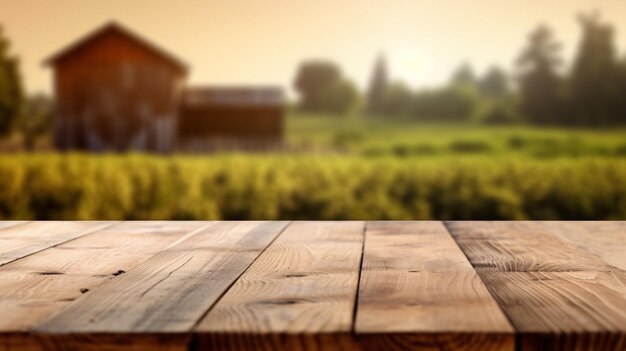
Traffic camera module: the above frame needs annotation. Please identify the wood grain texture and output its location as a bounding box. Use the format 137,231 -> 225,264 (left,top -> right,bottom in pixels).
194,333 -> 357,351
195,221 -> 365,349
478,271 -> 626,333
0,220 -> 623,351
445,221 -> 612,272
36,221 -> 289,334
0,221 -> 118,266
447,221 -> 626,350
354,333 -> 514,351
356,221 -> 512,350
1,333 -> 191,351
0,221 -> 27,230
517,332 -> 626,351
0,221 -> 208,332
197,333 -> 514,351
541,221 -> 626,271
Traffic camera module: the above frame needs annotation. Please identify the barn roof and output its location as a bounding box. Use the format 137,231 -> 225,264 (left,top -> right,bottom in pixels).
44,21 -> 188,74
184,86 -> 285,107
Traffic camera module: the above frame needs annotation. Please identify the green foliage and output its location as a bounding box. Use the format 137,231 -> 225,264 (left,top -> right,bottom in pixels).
450,63 -> 477,87
17,93 -> 52,150
0,26 -> 23,136
366,55 -> 389,115
1,154 -> 625,220
517,24 -> 563,124
412,84 -> 483,121
293,60 -> 358,115
449,140 -> 493,153
320,79 -> 359,115
478,66 -> 509,98
569,13 -> 623,126
379,81 -> 414,117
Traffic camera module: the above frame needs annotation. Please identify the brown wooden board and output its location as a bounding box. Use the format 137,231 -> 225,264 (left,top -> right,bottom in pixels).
0,221 -> 28,230
0,221 -> 117,266
541,221 -> 626,271
0,221 -> 210,351
445,221 -> 612,272
355,221 -> 513,351
446,221 -> 626,351
195,221 -> 365,350
36,221 -> 289,342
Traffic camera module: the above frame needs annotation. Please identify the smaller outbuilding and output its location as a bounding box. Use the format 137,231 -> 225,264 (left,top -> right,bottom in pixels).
178,87 -> 284,151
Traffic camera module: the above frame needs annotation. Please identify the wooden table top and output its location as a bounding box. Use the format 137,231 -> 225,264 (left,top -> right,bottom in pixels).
0,221 -> 624,351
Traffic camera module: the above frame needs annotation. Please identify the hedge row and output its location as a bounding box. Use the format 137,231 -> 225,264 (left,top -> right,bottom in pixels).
1,154 -> 625,220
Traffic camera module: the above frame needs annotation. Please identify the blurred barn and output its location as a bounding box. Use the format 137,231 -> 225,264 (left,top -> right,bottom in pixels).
45,22 -> 284,152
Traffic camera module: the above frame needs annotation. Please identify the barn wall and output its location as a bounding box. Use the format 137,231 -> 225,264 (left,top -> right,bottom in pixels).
178,106 -> 284,141
52,31 -> 185,152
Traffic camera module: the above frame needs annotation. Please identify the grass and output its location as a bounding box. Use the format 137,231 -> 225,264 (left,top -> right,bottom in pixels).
287,112 -> 626,158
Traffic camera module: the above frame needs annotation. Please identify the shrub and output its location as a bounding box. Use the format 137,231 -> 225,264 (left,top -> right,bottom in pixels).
0,154 -> 624,220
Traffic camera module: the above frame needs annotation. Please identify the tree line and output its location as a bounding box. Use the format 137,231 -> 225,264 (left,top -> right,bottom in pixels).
0,26 -> 51,149
294,13 -> 626,126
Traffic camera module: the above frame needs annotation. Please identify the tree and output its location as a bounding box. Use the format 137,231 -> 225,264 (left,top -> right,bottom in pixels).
412,84 -> 482,121
479,66 -> 509,98
569,12 -> 622,125
318,79 -> 359,115
0,26 -> 23,136
18,94 -> 52,151
293,60 -> 358,115
379,81 -> 414,117
450,63 -> 477,87
366,54 -> 389,115
516,24 -> 563,124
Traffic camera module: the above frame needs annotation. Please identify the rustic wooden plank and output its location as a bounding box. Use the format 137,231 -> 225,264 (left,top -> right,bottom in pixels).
36,221 -> 289,336
517,331 -> 626,351
195,221 -> 365,349
355,221 -> 513,351
0,221 -> 209,333
0,221 -> 117,266
541,221 -> 626,271
447,221 -> 626,351
0,221 -> 28,230
445,221 -> 612,272
478,271 -> 626,333
2,333 -> 191,351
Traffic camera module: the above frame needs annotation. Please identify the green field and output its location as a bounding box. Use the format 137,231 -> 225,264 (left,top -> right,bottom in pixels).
1,113 -> 625,220
287,113 -> 626,158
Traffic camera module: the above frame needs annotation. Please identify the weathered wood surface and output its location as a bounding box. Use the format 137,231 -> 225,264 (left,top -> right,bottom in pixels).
38,221 -> 288,334
0,221 -> 208,332
446,221 -> 626,351
196,221 -> 365,349
355,221 -> 514,351
0,221 -> 624,351
0,221 -> 116,266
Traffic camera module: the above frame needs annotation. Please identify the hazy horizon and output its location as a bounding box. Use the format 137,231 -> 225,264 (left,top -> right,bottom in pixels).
3,0 -> 626,95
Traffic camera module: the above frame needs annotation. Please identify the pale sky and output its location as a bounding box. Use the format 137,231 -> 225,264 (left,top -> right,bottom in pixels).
2,0 -> 626,95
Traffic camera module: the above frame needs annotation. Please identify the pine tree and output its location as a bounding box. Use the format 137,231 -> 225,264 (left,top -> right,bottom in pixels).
366,54 -> 388,115
516,24 -> 563,124
569,12 -> 621,125
0,25 -> 23,136
450,63 -> 477,87
479,66 -> 509,98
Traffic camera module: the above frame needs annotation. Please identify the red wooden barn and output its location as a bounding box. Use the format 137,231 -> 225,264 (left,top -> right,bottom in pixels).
45,22 -> 285,152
